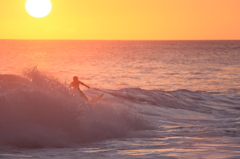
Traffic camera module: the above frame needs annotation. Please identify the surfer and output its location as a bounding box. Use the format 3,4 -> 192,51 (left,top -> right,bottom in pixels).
70,76 -> 90,102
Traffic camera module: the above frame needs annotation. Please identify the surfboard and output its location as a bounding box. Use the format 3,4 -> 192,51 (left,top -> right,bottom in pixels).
89,94 -> 104,104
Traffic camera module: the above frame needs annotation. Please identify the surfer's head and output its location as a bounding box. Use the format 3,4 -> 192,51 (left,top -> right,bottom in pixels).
73,76 -> 78,81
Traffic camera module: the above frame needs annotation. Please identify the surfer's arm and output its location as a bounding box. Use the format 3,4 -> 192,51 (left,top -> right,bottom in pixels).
79,81 -> 90,89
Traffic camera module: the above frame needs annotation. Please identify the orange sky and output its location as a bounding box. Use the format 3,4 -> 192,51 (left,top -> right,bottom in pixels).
1,0 -> 240,40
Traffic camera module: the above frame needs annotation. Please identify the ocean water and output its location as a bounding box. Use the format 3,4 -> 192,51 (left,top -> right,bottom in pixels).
0,40 -> 240,159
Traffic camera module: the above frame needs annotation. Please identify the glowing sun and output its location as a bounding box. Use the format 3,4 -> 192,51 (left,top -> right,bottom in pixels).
25,0 -> 52,18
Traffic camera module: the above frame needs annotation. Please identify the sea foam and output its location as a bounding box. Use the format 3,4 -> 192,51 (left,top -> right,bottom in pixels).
0,68 -> 151,148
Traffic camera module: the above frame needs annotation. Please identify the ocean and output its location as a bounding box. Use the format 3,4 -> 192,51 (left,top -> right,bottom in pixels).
0,40 -> 240,159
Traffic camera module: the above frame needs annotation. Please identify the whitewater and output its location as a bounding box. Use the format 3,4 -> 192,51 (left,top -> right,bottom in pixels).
0,40 -> 240,159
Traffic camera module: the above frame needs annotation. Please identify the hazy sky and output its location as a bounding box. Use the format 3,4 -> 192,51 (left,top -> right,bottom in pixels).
1,0 -> 240,40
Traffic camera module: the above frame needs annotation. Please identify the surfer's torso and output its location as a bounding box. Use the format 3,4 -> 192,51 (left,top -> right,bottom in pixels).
70,80 -> 82,90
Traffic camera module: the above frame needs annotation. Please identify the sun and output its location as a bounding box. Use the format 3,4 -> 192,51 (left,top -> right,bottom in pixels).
25,0 -> 52,18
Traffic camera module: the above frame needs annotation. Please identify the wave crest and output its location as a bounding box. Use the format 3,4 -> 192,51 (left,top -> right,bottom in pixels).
0,69 -> 151,148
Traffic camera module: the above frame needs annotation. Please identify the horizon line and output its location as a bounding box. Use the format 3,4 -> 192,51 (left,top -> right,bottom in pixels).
1,39 -> 240,41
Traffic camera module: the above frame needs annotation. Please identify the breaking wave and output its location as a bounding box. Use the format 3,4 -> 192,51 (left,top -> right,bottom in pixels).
0,68 -> 239,149
0,68 -> 151,148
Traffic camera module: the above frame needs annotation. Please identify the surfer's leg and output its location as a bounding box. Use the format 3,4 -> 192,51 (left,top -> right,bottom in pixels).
78,90 -> 89,102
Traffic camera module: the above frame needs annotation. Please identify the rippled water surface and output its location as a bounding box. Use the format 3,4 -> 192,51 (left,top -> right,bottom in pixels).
0,40 -> 240,159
